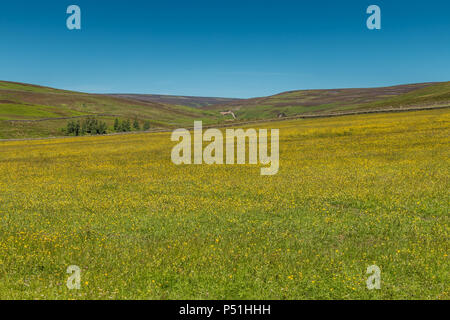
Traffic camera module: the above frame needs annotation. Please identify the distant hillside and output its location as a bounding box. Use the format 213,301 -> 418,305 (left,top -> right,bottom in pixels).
205,82 -> 450,119
1,80 -> 448,139
0,81 -> 217,139
110,94 -> 240,108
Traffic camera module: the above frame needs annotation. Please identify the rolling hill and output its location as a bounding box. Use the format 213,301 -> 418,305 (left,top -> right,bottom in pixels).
0,80 -> 449,139
205,82 -> 450,120
0,81 -> 218,139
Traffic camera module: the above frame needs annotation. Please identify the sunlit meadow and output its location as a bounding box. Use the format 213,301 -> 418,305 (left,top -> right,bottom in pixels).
0,109 -> 448,299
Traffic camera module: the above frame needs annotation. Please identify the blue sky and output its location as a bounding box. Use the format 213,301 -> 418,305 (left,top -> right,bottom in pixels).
0,0 -> 449,98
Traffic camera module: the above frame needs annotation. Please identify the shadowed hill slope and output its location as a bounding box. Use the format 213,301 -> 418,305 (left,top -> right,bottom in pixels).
110,94 -> 240,108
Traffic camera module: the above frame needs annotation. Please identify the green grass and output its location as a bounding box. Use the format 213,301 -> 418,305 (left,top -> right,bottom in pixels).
0,104 -> 60,119
360,82 -> 450,108
0,81 -> 75,93
0,103 -> 88,120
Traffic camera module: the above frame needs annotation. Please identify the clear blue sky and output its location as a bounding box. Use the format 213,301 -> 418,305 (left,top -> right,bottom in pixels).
0,0 -> 449,98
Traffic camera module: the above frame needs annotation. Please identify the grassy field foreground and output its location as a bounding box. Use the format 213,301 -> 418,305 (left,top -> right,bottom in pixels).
0,109 -> 448,299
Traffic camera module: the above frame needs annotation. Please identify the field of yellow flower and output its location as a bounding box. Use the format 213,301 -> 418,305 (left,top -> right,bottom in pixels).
0,108 -> 448,299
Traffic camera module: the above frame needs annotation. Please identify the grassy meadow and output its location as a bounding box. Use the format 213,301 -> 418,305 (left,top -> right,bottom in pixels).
0,108 -> 448,299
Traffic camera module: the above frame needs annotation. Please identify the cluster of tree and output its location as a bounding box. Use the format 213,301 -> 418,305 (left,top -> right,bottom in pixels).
66,117 -> 107,136
113,118 -> 151,132
65,117 -> 151,136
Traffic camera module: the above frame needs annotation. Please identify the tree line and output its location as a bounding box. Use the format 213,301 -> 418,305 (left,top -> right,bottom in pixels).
65,117 -> 151,136
114,118 -> 151,132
